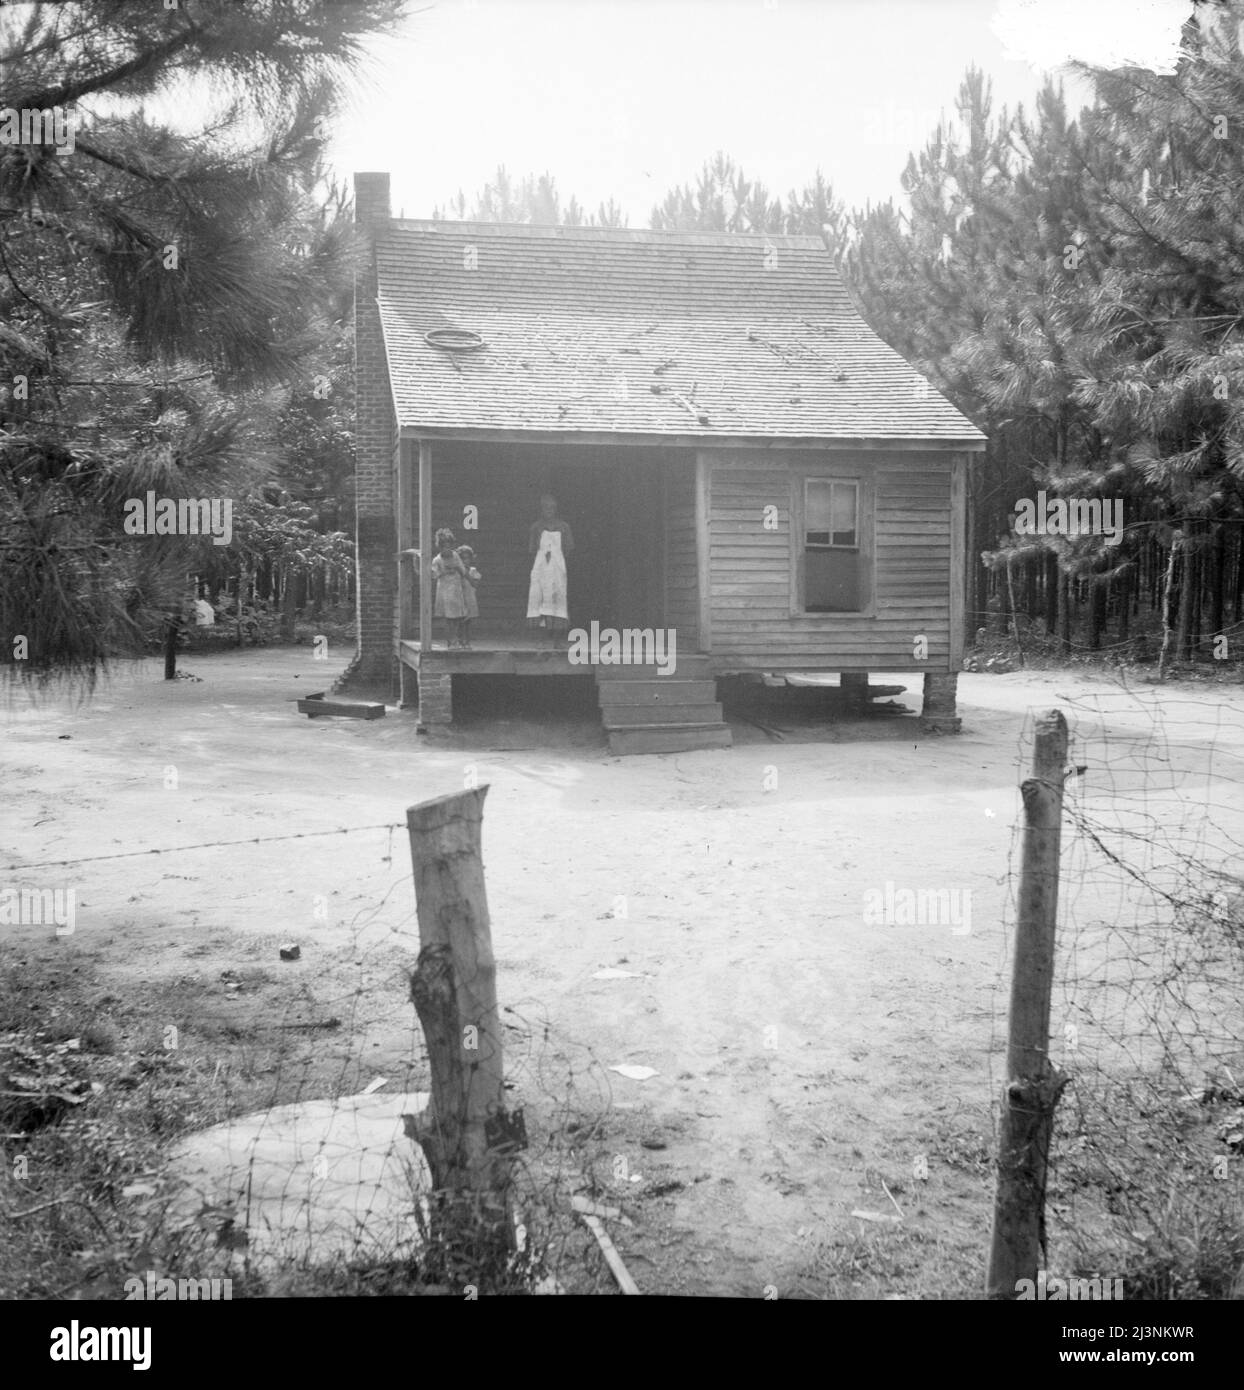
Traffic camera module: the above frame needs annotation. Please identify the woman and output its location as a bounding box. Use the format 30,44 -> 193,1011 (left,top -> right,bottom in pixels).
526,494 -> 574,647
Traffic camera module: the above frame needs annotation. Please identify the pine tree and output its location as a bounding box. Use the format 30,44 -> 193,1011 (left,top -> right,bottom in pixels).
433,167 -> 627,227
1069,4 -> 1244,659
0,0 -> 405,685
650,151 -> 788,233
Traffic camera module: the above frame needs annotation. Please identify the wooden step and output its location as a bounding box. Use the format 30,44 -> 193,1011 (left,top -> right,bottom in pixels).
594,655 -> 713,680
606,724 -> 733,755
603,701 -> 724,727
596,679 -> 719,706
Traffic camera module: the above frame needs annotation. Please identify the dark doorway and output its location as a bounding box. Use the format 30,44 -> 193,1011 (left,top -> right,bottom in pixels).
547,464 -> 616,630
545,457 -> 664,631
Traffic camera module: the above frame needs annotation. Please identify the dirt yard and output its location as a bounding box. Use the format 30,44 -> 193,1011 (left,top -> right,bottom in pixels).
4,648 -> 1243,1297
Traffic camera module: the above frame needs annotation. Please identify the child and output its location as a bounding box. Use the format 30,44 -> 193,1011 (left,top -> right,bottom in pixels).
431,527 -> 469,648
456,545 -> 481,649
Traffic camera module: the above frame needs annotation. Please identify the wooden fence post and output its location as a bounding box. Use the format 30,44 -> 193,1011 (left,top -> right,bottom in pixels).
405,786 -> 520,1284
986,709 -> 1070,1300
163,613 -> 180,680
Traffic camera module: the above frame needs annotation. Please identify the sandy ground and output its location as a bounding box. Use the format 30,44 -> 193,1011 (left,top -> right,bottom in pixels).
4,649 -> 1243,1296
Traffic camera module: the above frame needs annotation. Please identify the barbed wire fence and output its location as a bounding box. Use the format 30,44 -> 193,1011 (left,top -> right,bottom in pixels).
7,679 -> 1244,1299
0,814 -> 625,1297
991,684 -> 1244,1299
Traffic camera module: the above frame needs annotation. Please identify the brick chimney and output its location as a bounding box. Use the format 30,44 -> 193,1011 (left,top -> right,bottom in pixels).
350,172 -> 396,688
354,170 -> 391,234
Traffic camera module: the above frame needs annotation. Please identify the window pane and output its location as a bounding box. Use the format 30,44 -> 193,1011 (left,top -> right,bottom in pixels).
806,479 -> 858,547
806,548 -> 861,611
830,483 -> 857,546
806,479 -> 832,545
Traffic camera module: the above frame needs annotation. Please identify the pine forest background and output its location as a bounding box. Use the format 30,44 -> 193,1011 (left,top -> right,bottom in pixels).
4,1 -> 1244,681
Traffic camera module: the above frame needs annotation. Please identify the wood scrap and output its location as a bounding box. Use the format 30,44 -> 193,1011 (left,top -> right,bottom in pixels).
670,391 -> 710,425
579,1211 -> 640,1294
571,1194 -> 633,1227
297,694 -> 385,720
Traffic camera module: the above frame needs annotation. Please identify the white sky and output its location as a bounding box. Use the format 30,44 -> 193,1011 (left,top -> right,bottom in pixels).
329,0 -> 1194,222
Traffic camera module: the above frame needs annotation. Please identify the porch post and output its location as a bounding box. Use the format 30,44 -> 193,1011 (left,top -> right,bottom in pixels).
396,438 -> 414,641
659,464 -> 670,630
694,450 -> 712,653
418,439 -> 432,653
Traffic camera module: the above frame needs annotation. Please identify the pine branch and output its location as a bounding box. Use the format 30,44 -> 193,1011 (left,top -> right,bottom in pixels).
21,24 -> 203,112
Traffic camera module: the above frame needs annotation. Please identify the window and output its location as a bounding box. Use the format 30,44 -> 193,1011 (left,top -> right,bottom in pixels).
804,478 -> 862,612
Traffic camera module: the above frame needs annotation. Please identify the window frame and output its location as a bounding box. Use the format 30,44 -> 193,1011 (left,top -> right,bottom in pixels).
789,466 -> 875,617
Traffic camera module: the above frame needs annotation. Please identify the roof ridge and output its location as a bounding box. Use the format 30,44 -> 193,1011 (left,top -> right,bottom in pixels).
389,219 -> 828,248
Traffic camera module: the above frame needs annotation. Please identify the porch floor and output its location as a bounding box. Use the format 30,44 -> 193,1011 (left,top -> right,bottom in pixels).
397,632 -> 593,676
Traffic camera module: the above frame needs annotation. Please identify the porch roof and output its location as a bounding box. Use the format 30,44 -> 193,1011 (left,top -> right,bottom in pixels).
374,221 -> 986,445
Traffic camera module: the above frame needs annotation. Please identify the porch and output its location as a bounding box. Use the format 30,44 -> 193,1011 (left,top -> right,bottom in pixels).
396,439 -> 687,652
395,438 -> 732,747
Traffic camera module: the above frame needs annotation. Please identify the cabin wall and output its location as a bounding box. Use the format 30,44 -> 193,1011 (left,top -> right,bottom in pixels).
703,450 -> 957,672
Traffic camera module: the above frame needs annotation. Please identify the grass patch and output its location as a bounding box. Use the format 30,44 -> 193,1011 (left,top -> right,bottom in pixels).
1049,1080 -> 1244,1301
0,945 -> 427,1297
0,945 -> 608,1297
789,1224 -> 981,1300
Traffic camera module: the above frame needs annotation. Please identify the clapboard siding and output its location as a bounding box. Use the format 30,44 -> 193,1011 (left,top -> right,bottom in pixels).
703,451 -> 953,671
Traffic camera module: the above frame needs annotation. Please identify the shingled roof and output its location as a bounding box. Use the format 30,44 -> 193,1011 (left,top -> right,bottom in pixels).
373,220 -> 985,445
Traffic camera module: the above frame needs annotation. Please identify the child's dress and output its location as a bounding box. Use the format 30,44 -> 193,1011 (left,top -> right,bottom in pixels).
432,551 -> 468,618
527,529 -> 568,629
462,566 -> 481,619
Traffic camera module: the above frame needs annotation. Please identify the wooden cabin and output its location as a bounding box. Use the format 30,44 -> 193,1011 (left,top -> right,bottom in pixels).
350,172 -> 986,752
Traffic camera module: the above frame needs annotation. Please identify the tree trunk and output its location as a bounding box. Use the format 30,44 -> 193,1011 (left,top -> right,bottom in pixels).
1159,533 -> 1180,680
1190,542 -> 1202,658
1088,567 -> 1105,651
235,568 -> 248,648
1000,554 -> 1014,635
280,566 -> 297,641
1006,555 -> 1025,667
1176,523 -> 1198,662
1117,564 -> 1130,643
1210,521 -> 1225,647
163,614 -> 180,681
1149,535 -> 1160,612
1233,527 -> 1244,626
1044,550 -> 1059,634
1056,571 -> 1071,653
